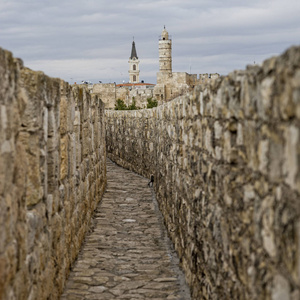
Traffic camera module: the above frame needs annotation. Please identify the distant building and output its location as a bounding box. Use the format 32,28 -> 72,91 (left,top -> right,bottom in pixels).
116,83 -> 155,90
154,26 -> 219,101
91,82 -> 155,110
90,27 -> 220,108
116,82 -> 155,108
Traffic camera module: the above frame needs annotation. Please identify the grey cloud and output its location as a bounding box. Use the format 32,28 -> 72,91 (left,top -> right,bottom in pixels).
0,0 -> 299,84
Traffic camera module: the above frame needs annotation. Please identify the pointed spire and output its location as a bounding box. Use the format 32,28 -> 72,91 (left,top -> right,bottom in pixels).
130,40 -> 138,59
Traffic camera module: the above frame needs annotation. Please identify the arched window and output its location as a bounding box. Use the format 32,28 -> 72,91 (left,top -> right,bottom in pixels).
133,75 -> 136,82
133,64 -> 136,71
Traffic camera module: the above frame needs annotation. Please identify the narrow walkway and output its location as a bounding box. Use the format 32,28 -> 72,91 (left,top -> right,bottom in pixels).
61,160 -> 191,300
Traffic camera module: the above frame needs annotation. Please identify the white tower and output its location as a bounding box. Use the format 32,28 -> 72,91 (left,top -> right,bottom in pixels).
159,26 -> 172,74
128,40 -> 140,83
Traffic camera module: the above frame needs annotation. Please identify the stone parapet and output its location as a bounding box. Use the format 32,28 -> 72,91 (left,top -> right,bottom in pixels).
106,46 -> 300,299
0,48 -> 106,299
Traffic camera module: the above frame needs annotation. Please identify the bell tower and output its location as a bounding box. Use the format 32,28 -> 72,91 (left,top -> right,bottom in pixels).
128,39 -> 140,83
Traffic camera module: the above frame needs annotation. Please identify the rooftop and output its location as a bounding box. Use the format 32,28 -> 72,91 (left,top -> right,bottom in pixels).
116,82 -> 155,87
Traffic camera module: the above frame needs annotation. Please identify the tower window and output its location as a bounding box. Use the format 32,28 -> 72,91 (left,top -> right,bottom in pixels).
133,64 -> 136,71
133,75 -> 136,82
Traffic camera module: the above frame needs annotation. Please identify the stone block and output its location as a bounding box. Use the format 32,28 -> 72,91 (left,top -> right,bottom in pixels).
271,274 -> 290,300
283,125 -> 299,192
60,134 -> 69,181
258,76 -> 274,120
258,139 -> 269,175
60,96 -> 68,135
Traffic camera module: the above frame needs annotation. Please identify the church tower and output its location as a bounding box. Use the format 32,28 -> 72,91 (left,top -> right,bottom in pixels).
159,26 -> 172,74
128,40 -> 140,83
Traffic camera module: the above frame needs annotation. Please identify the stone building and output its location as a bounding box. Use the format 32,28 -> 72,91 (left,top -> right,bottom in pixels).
90,81 -> 155,109
90,28 -> 220,107
116,82 -> 155,107
154,27 -> 220,101
90,39 -> 155,109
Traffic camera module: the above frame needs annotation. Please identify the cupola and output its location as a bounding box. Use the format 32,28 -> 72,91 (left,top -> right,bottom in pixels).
161,26 -> 169,40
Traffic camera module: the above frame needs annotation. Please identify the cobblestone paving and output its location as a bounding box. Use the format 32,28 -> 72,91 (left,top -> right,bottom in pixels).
61,159 -> 191,300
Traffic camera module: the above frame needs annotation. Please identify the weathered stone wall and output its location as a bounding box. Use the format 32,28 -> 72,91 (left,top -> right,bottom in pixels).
92,83 -> 155,109
155,71 -> 193,101
116,86 -> 128,105
92,83 -> 116,109
0,48 -> 106,300
106,46 -> 300,299
199,73 -> 220,83
122,87 -> 155,109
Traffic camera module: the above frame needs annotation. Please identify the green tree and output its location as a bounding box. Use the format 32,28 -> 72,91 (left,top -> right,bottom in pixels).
146,97 -> 158,108
115,99 -> 127,110
128,98 -> 138,110
115,97 -> 141,110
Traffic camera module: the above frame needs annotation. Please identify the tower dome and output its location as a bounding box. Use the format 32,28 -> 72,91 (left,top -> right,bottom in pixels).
161,27 -> 169,40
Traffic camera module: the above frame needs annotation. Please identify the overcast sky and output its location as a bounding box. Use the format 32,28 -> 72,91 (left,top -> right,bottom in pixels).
1,0 -> 299,84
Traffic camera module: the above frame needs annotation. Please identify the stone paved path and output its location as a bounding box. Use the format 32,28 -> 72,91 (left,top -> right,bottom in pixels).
61,159 -> 191,300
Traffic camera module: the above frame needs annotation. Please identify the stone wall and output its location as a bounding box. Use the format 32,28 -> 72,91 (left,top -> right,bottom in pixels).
0,48 -> 106,300
92,83 -> 116,109
155,71 -> 194,101
199,73 -> 220,83
122,87 -> 155,109
92,83 -> 155,110
106,46 -> 300,299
